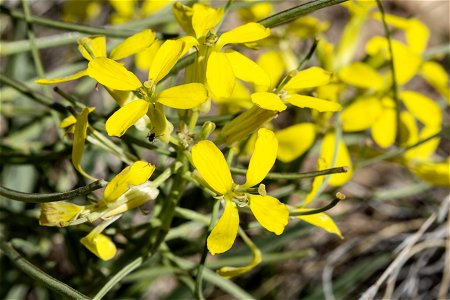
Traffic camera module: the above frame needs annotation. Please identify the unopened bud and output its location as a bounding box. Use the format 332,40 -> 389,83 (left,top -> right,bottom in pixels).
200,121 -> 216,139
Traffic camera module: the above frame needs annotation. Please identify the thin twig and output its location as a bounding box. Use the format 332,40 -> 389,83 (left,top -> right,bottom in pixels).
0,180 -> 106,203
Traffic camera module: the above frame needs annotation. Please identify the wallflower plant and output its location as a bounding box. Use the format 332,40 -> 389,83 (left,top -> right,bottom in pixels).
2,1 -> 448,299
192,128 -> 289,254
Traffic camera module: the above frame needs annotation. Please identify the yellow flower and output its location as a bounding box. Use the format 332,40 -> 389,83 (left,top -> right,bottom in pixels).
192,129 -> 289,254
63,107 -> 97,181
103,161 -> 156,204
36,30 -> 155,85
80,231 -> 117,261
173,2 -> 271,101
220,66 -> 339,146
86,39 -> 208,139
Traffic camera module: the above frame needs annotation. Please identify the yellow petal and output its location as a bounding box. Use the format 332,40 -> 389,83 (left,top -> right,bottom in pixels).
405,19 -> 429,55
366,37 -> 422,85
109,29 -> 156,60
216,22 -> 270,49
405,125 -> 441,160
105,100 -> 149,137
287,94 -> 342,112
251,92 -> 286,112
372,12 -> 409,30
206,51 -> 235,100
60,115 -> 77,129
207,201 -> 239,255
172,2 -> 195,37
80,232 -> 116,261
142,0 -> 170,15
179,36 -> 199,56
78,36 -> 107,60
103,160 -> 155,203
157,83 -> 208,109
87,57 -> 142,91
298,210 -> 343,239
192,3 -> 224,38
257,50 -> 286,91
135,40 -> 162,72
283,67 -> 332,91
39,201 -> 85,227
148,39 -> 184,84
341,97 -> 383,132
245,128 -> 277,187
320,132 -> 353,186
399,111 -> 419,146
224,50 -> 270,87
35,69 -> 88,85
276,123 -> 316,163
218,243 -> 262,279
338,62 -> 384,90
249,195 -> 289,235
372,99 -> 396,148
73,107 -> 96,180
401,91 -> 442,128
419,61 -> 449,101
192,140 -> 233,195
407,158 -> 450,187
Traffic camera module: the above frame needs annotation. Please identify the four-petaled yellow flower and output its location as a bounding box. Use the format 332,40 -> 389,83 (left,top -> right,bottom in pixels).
192,128 -> 289,254
87,38 -> 208,139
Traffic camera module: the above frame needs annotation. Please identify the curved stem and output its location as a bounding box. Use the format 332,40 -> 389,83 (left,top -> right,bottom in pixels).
230,166 -> 349,180
0,180 -> 107,203
0,4 -> 134,38
0,238 -> 90,299
290,198 -> 341,216
195,200 -> 220,300
258,0 -> 348,28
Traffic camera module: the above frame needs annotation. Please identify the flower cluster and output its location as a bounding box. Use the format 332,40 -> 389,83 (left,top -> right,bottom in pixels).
34,0 -> 448,276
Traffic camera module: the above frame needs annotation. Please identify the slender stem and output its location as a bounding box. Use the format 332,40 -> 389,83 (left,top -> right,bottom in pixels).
0,73 -> 61,109
258,0 -> 348,28
195,200 -> 220,300
290,198 -> 341,216
21,0 -> 51,96
0,180 -> 106,203
0,33 -> 81,56
151,168 -> 174,188
0,238 -> 90,299
230,166 -> 348,180
376,0 -> 401,145
297,38 -> 319,71
0,4 -> 134,38
92,257 -> 143,300
357,130 -> 444,168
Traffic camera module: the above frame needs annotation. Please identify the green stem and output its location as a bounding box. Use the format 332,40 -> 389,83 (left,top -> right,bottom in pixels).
0,180 -> 106,203
0,4 -> 134,38
230,166 -> 348,180
195,200 -> 220,300
0,73 -> 63,110
92,257 -> 143,300
0,33 -> 81,56
376,0 -> 401,145
357,130 -> 444,168
290,198 -> 341,216
21,0 -> 50,97
0,238 -> 90,299
258,0 -> 348,28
